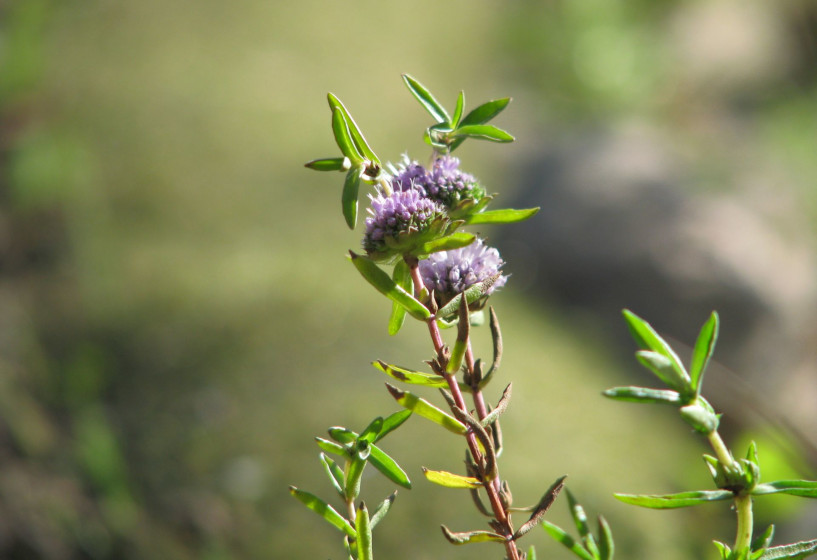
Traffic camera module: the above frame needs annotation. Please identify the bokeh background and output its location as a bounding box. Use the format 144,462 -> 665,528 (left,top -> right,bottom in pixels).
2,1 -> 816,558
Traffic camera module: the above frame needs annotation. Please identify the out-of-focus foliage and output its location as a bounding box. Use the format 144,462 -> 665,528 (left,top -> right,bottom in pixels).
1,1 -> 815,559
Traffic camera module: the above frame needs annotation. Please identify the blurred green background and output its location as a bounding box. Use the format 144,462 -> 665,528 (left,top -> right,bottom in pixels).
2,1 -> 816,558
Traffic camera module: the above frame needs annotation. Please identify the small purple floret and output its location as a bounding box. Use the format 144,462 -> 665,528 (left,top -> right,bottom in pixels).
363,189 -> 444,256
419,238 -> 507,302
391,155 -> 484,208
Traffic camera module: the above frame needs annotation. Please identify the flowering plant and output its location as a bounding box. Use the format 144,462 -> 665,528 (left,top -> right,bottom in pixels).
290,75 -> 817,560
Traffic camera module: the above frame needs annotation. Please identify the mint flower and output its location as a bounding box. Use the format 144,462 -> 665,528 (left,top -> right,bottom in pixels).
419,238 -> 507,308
363,189 -> 448,261
391,155 -> 486,214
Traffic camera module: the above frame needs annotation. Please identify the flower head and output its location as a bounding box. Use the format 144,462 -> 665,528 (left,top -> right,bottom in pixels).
363,189 -> 448,261
391,155 -> 486,212
419,238 -> 507,309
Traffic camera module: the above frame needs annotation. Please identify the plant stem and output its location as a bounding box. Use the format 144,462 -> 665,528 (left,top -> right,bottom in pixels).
708,429 -> 753,553
406,259 -> 520,560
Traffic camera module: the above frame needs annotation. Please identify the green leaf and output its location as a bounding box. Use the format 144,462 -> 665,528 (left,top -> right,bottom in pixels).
679,401 -> 720,434
342,166 -> 361,229
402,74 -> 450,124
345,455 -> 366,500
388,259 -> 411,335
369,443 -> 411,489
758,540 -> 817,559
614,489 -> 733,509
690,311 -> 719,396
423,467 -> 482,489
359,417 -> 384,444
602,386 -> 682,405
372,360 -> 448,388
452,124 -> 514,143
331,107 -> 363,163
355,502 -> 373,560
315,437 -> 347,456
418,232 -> 475,256
567,490 -> 597,556
320,453 -> 345,496
598,516 -> 614,560
451,91 -> 465,128
305,156 -> 350,172
328,426 -> 357,444
349,252 -> 432,320
465,207 -> 539,225
528,545 -> 538,560
622,310 -> 690,389
753,480 -> 817,498
636,350 -> 690,393
289,486 -> 356,538
441,525 -> 506,545
753,525 -> 775,553
541,522 -> 595,560
327,93 -> 380,166
374,409 -> 412,443
460,97 -> 511,127
385,384 -> 466,435
370,491 -> 397,529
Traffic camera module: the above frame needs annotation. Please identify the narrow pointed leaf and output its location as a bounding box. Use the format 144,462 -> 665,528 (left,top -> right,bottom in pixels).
602,386 -> 682,405
358,417 -> 384,444
441,525 -> 506,545
418,232 -> 475,255
480,307 -> 503,388
305,157 -> 349,172
423,467 -> 482,489
350,252 -> 432,320
369,443 -> 411,489
598,516 -> 615,560
355,502 -> 373,560
541,522 -> 595,560
690,311 -> 719,396
374,409 -> 412,443
385,384 -> 466,435
331,107 -> 363,162
315,437 -> 347,456
328,426 -> 357,444
452,124 -> 514,143
388,259 -> 410,335
752,480 -> 817,498
320,453 -> 345,496
527,545 -> 538,560
752,525 -> 775,553
373,360 -> 448,387
402,74 -> 450,124
342,167 -> 361,229
345,456 -> 366,500
481,383 -> 512,427
436,274 -> 500,319
460,97 -> 511,127
614,489 -> 733,509
636,350 -> 689,393
370,491 -> 397,529
679,401 -> 720,434
446,297 -> 470,374
327,93 -> 380,166
622,310 -> 690,387
465,207 -> 540,225
289,487 -> 356,538
452,91 -> 465,128
759,540 -> 817,559
513,475 -> 566,540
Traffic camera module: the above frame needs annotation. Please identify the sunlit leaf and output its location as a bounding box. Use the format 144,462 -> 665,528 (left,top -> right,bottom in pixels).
753,480 -> 817,498
315,437 -> 347,456
370,491 -> 397,529
452,124 -> 514,142
614,489 -> 733,509
388,259 -> 411,335
372,360 -> 448,388
289,486 -> 356,538
598,516 -> 614,560
541,522 -> 594,560
374,409 -> 412,442
349,252 -> 432,320
459,97 -> 511,127
622,310 -> 690,389
465,207 -> 539,225
369,444 -> 411,489
327,93 -> 380,166
758,539 -> 817,559
319,453 -> 345,496
331,107 -> 363,163
602,386 -> 682,405
418,232 -> 475,255
355,502 -> 373,560
452,91 -> 465,128
636,350 -> 689,393
423,467 -> 482,489
304,157 -> 349,172
690,311 -> 719,396
441,525 -> 506,545
342,166 -> 360,229
402,74 -> 450,124
385,384 -> 466,435
436,274 -> 500,319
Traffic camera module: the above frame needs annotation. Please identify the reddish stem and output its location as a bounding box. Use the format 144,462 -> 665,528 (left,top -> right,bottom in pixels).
406,258 -> 520,560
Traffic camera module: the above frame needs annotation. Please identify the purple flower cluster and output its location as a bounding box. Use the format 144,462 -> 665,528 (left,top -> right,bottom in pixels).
391,155 -> 485,209
363,189 -> 445,257
419,238 -> 507,304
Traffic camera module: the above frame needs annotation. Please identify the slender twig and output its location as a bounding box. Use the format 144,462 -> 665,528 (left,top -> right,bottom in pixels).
707,430 -> 753,553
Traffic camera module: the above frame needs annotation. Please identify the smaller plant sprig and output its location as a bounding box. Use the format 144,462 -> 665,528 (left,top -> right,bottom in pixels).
289,411 -> 412,560
604,310 -> 817,560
